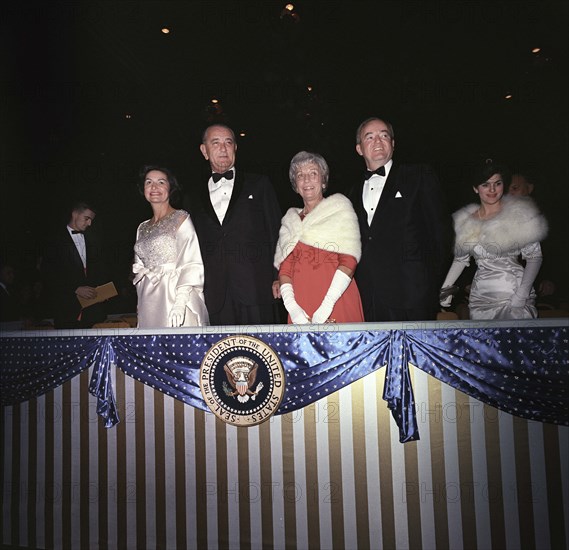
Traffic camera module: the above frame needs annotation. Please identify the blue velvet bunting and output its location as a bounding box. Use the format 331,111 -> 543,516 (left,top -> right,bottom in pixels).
88,337 -> 119,428
1,326 -> 567,442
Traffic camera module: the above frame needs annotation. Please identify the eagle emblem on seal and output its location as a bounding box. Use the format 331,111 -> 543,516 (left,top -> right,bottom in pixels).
223,356 -> 265,403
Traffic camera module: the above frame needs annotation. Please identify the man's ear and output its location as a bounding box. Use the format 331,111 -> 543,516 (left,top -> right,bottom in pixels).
199,144 -> 208,160
356,144 -> 363,157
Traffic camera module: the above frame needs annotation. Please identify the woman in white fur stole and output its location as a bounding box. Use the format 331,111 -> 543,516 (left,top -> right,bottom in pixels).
274,151 -> 364,324
440,159 -> 547,320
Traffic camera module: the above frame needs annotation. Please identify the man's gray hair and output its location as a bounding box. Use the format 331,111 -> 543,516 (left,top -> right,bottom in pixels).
201,123 -> 236,143
355,117 -> 395,144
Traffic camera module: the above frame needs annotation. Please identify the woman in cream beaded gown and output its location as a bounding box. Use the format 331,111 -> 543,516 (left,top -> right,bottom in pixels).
440,160 -> 548,320
133,166 -> 208,328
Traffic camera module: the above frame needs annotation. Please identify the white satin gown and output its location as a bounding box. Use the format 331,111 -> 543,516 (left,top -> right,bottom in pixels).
133,209 -> 209,328
458,242 -> 541,320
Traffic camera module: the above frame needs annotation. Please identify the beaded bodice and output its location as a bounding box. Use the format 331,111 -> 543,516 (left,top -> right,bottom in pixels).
134,210 -> 187,267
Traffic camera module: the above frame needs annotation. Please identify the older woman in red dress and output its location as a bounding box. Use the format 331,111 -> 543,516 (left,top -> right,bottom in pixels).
274,151 -> 364,324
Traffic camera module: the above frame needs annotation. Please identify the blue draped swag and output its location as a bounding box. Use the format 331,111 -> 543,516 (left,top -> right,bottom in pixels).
1,323 -> 568,442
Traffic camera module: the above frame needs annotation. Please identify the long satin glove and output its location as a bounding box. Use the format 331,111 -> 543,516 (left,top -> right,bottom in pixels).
440,260 -> 467,308
312,270 -> 352,324
510,256 -> 542,308
168,286 -> 193,327
280,283 -> 310,324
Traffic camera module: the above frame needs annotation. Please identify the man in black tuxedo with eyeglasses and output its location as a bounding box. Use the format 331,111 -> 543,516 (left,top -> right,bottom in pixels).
42,201 -> 109,328
349,117 -> 451,321
186,124 -> 282,325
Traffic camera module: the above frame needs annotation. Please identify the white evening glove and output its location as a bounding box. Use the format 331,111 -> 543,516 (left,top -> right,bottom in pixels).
510,256 -> 542,308
312,270 -> 352,324
440,260 -> 467,308
280,283 -> 310,324
168,286 -> 193,327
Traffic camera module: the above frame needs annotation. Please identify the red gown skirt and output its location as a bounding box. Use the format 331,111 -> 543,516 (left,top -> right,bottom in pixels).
279,242 -> 364,323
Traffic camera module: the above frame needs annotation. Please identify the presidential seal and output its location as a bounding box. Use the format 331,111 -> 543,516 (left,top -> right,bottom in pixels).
199,335 -> 286,426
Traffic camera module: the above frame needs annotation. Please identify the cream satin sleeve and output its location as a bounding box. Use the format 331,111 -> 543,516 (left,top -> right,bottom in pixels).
132,224 -> 145,282
174,215 -> 209,325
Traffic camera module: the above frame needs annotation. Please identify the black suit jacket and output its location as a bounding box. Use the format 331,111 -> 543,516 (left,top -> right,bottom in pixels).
348,163 -> 451,319
42,227 -> 108,328
186,170 -> 282,315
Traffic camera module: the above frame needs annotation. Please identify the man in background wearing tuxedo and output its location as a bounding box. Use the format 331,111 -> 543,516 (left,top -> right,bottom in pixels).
187,124 -> 282,325
42,201 -> 109,328
349,117 -> 451,321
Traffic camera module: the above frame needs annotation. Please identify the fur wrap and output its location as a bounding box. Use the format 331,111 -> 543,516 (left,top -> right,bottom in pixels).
274,193 -> 361,268
453,195 -> 548,256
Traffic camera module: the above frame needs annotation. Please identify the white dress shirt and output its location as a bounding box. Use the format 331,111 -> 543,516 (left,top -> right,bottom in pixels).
208,168 -> 235,224
362,159 -> 393,226
68,226 -> 87,268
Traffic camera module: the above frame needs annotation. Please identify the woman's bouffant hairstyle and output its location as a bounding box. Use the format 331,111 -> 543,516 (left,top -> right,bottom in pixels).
138,165 -> 182,203
468,158 -> 511,189
289,151 -> 330,193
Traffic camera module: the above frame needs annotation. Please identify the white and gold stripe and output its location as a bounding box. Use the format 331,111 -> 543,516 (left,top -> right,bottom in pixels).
2,365 -> 567,549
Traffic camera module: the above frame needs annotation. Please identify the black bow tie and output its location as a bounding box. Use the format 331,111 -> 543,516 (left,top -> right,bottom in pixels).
212,170 -> 234,183
71,230 -> 84,234
364,166 -> 386,180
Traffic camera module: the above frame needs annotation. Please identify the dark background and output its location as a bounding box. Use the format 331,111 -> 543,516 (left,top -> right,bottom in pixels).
2,1 -> 568,299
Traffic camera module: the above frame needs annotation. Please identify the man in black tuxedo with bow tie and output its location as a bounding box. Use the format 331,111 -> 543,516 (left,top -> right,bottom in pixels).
187,124 -> 282,325
348,117 -> 451,321
42,201 -> 109,328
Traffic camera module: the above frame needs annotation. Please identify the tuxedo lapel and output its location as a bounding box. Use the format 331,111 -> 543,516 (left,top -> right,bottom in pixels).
84,233 -> 96,273
200,177 -> 221,225
354,180 -> 369,227
222,169 -> 244,225
369,164 -> 398,229
65,230 -> 85,272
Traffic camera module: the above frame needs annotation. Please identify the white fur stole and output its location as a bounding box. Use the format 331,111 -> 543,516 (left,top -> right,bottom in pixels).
274,193 -> 361,268
453,195 -> 548,256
